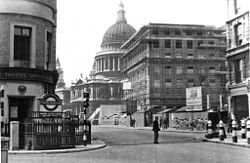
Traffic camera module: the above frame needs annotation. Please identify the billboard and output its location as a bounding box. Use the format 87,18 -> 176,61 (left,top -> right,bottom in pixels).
186,86 -> 202,111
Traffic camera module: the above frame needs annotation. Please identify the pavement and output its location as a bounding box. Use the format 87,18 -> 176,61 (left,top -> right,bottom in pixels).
7,125 -> 250,154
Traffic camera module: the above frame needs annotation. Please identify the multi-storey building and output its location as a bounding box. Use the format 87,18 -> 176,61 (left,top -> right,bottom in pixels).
226,0 -> 250,120
70,2 -> 136,119
0,0 -> 58,123
121,23 -> 227,126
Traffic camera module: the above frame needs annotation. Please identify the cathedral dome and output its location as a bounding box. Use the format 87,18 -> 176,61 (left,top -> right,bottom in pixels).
101,2 -> 136,47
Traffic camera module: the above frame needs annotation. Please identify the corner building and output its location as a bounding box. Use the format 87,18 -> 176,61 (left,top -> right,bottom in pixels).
226,0 -> 250,120
121,23 -> 227,126
0,0 -> 58,123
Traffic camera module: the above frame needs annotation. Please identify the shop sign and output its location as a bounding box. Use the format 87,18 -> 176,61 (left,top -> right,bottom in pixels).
40,93 -> 62,111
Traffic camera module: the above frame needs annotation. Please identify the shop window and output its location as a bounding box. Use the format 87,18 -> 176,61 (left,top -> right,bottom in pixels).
14,26 -> 31,61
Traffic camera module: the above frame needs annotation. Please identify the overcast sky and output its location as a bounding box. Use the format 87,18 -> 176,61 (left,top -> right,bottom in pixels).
57,0 -> 231,87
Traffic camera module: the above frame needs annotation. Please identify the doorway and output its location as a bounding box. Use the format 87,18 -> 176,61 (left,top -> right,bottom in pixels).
8,97 -> 33,122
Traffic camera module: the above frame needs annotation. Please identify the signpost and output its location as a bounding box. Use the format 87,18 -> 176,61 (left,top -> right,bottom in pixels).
40,93 -> 62,111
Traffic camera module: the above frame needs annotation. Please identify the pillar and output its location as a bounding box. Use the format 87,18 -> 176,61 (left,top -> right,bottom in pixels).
108,57 -> 110,71
10,121 -> 20,150
110,86 -> 114,99
118,58 -> 120,70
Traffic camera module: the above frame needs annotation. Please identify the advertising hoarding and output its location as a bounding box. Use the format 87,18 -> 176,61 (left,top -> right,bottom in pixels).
186,86 -> 202,111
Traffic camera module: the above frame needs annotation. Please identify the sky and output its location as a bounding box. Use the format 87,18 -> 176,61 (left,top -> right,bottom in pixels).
56,0 -> 231,87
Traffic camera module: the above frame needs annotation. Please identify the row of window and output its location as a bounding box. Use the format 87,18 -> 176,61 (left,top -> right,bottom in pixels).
153,79 -> 216,88
154,66 -> 216,74
151,28 -> 218,37
151,39 -> 215,49
159,52 -> 222,59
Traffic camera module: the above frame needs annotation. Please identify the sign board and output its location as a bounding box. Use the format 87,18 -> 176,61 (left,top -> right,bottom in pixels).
123,81 -> 131,90
186,86 -> 202,111
40,93 -> 62,111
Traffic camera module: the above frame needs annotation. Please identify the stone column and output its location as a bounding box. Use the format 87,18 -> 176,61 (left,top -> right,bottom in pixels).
103,58 -> 106,70
108,57 -> 111,71
10,121 -> 20,150
90,87 -> 93,100
110,86 -> 114,99
118,57 -> 120,71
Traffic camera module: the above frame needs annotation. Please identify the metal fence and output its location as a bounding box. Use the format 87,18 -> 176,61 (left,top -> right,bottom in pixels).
1,120 -> 91,150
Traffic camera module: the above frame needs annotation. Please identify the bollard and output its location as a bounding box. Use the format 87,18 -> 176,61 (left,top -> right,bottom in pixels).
232,120 -> 237,143
219,120 -> 224,141
207,120 -> 213,139
241,119 -> 246,139
247,119 -> 250,144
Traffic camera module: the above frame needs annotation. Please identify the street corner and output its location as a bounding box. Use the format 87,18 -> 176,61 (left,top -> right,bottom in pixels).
8,139 -> 107,154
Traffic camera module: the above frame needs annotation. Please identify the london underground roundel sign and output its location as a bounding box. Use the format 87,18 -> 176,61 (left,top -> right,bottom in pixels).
40,93 -> 62,111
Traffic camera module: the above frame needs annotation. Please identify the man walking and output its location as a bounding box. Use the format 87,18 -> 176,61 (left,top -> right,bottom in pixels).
152,116 -> 160,144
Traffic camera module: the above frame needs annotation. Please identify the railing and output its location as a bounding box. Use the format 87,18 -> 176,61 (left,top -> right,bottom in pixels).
1,120 -> 91,150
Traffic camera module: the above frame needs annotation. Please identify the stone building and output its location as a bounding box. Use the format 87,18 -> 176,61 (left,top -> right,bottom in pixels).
0,0 -> 58,123
120,23 -> 227,126
226,0 -> 250,120
70,2 -> 136,119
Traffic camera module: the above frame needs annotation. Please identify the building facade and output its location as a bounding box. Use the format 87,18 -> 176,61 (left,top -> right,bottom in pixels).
70,2 -> 136,119
226,0 -> 250,121
0,0 -> 58,124
121,23 -> 227,126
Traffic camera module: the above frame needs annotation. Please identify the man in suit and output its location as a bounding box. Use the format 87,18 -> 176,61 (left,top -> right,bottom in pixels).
152,116 -> 160,144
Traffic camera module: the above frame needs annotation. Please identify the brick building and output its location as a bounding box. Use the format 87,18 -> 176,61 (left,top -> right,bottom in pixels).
0,0 -> 58,123
120,23 -> 227,126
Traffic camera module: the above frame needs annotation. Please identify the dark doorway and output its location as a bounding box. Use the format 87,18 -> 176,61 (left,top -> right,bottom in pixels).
8,97 -> 33,122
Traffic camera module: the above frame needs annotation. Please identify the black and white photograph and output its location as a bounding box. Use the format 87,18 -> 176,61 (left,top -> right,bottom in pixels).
1,0 -> 250,162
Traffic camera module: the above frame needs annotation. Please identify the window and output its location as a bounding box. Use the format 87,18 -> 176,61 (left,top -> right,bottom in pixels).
164,29 -> 171,35
187,79 -> 194,87
187,66 -> 194,73
209,67 -> 215,73
197,40 -> 203,47
176,40 -> 182,48
209,53 -> 215,59
14,26 -> 31,61
174,30 -> 181,35
151,40 -> 159,48
187,40 -> 193,49
46,31 -> 53,68
165,66 -> 171,75
154,66 -> 160,74
176,66 -> 182,74
235,59 -> 244,83
176,53 -> 182,58
176,79 -> 183,87
154,80 -> 161,88
198,54 -> 204,59
165,53 -> 171,58
197,30 -> 203,36
208,40 -> 214,45
152,29 -> 159,35
187,53 -> 193,59
209,79 -> 216,86
185,30 -> 192,36
234,23 -> 242,46
165,79 -> 172,87
165,40 -> 171,48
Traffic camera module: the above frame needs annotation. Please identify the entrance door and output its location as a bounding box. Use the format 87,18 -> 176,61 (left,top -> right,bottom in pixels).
9,97 -> 31,122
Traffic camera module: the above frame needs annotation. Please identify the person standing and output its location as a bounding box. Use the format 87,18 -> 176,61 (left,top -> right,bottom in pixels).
152,116 -> 160,144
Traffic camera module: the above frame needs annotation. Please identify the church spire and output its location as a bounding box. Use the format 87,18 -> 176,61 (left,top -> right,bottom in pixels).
116,1 -> 127,23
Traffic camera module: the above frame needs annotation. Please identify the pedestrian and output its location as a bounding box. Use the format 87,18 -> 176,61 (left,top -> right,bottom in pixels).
152,116 -> 160,144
